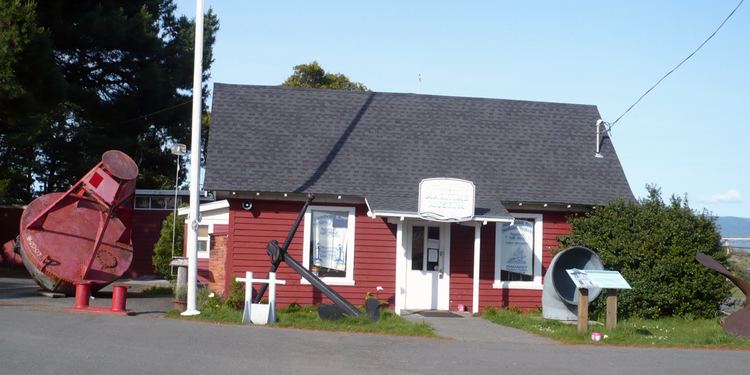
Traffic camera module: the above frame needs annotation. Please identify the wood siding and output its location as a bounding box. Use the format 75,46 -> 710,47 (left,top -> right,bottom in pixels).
225,201 -> 572,311
449,211 -> 572,311
226,200 -> 397,306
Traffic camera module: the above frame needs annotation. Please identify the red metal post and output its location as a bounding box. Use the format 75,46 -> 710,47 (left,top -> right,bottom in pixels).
74,283 -> 91,309
111,285 -> 129,312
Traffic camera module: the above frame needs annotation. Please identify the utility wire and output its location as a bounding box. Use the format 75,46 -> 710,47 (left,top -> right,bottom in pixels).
607,0 -> 744,132
119,99 -> 193,124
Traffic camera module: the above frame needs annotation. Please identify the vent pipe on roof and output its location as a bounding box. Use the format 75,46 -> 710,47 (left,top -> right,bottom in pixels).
595,119 -> 604,158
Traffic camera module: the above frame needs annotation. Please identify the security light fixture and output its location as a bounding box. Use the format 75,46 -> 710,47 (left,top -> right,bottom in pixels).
171,143 -> 187,156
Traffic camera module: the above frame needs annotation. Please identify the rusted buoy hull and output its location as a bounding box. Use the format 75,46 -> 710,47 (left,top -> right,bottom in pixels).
17,150 -> 138,295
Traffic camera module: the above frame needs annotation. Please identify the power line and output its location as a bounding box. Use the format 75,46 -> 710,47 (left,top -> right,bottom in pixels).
607,0 -> 744,132
119,99 -> 193,124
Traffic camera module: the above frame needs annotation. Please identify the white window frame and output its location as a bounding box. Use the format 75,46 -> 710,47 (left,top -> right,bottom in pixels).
134,195 -> 184,211
197,224 -> 211,259
179,200 -> 230,260
301,205 -> 356,286
493,213 -> 544,290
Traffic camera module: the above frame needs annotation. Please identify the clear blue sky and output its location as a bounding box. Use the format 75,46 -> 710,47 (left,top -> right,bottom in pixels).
177,0 -> 749,218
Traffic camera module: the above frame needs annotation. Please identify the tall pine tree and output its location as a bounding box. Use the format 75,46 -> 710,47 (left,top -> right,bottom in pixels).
0,1 -> 219,204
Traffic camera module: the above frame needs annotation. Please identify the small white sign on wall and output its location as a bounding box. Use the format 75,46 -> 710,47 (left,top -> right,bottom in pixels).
500,220 -> 534,276
418,178 -> 475,222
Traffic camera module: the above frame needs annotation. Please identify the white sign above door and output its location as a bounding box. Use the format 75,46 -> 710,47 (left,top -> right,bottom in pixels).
418,178 -> 475,222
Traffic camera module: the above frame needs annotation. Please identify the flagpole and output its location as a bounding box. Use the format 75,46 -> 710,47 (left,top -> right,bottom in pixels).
181,0 -> 205,316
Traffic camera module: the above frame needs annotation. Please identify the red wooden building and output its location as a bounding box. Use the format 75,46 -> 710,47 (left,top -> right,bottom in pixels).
129,189 -> 212,278
201,84 -> 633,314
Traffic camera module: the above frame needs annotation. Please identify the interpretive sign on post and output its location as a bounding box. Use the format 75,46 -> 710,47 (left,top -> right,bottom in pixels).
235,271 -> 286,325
566,269 -> 631,289
566,269 -> 631,331
418,178 -> 475,222
582,270 -> 632,289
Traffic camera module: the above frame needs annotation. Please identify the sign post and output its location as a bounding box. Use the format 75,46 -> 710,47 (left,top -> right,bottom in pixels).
607,289 -> 618,330
566,269 -> 631,333
577,288 -> 589,333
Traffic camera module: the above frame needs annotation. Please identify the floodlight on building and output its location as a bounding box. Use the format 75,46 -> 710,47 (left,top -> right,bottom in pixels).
171,143 -> 187,156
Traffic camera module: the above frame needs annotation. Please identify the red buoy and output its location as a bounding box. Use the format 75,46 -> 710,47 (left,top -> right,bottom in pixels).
17,150 -> 138,295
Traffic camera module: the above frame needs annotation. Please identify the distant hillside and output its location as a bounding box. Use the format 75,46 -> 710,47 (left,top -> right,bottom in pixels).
716,217 -> 750,238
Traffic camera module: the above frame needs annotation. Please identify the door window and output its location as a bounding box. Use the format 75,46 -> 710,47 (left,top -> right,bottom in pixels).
411,225 -> 440,272
411,226 -> 424,270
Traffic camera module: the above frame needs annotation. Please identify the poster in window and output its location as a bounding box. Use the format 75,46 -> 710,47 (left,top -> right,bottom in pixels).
500,220 -> 534,276
427,248 -> 438,262
313,211 -> 348,272
426,238 -> 440,262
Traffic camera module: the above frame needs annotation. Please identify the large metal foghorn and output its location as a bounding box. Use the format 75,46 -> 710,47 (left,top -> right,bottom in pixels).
542,246 -> 604,320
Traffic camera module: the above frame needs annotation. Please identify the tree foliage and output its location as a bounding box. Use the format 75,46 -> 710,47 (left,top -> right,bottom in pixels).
558,185 -> 730,319
282,61 -> 367,91
152,210 -> 184,280
0,0 -> 62,203
0,1 -> 219,204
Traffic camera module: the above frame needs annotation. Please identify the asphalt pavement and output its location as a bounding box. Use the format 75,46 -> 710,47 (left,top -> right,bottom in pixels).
1,277 -> 748,375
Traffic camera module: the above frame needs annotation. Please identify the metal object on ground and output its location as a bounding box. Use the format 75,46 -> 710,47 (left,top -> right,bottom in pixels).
1,239 -> 24,267
255,194 -> 362,317
111,285 -> 130,312
254,194 -> 314,302
317,304 -> 346,320
542,246 -> 604,321
17,150 -> 138,295
68,283 -> 133,315
268,239 -> 361,317
695,252 -> 750,337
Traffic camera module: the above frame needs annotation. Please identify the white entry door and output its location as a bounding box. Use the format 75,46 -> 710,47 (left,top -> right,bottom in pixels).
404,222 -> 450,310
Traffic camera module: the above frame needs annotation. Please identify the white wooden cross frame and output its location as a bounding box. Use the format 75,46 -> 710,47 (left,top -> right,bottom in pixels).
235,271 -> 286,325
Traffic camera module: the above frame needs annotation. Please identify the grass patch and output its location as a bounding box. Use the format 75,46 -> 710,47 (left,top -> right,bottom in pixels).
138,285 -> 174,297
275,303 -> 435,337
166,289 -> 434,337
166,288 -> 243,324
166,304 -> 243,324
483,307 -> 750,349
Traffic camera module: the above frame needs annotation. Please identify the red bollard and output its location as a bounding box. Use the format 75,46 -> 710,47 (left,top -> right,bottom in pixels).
111,285 -> 130,312
74,283 -> 91,309
67,282 -> 133,315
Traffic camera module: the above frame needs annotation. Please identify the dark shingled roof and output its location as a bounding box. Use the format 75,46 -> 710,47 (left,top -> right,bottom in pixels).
205,84 -> 633,220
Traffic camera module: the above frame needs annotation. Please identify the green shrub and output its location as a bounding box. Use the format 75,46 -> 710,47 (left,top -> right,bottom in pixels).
558,185 -> 730,319
224,279 -> 245,310
151,211 -> 184,280
197,286 -> 224,311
